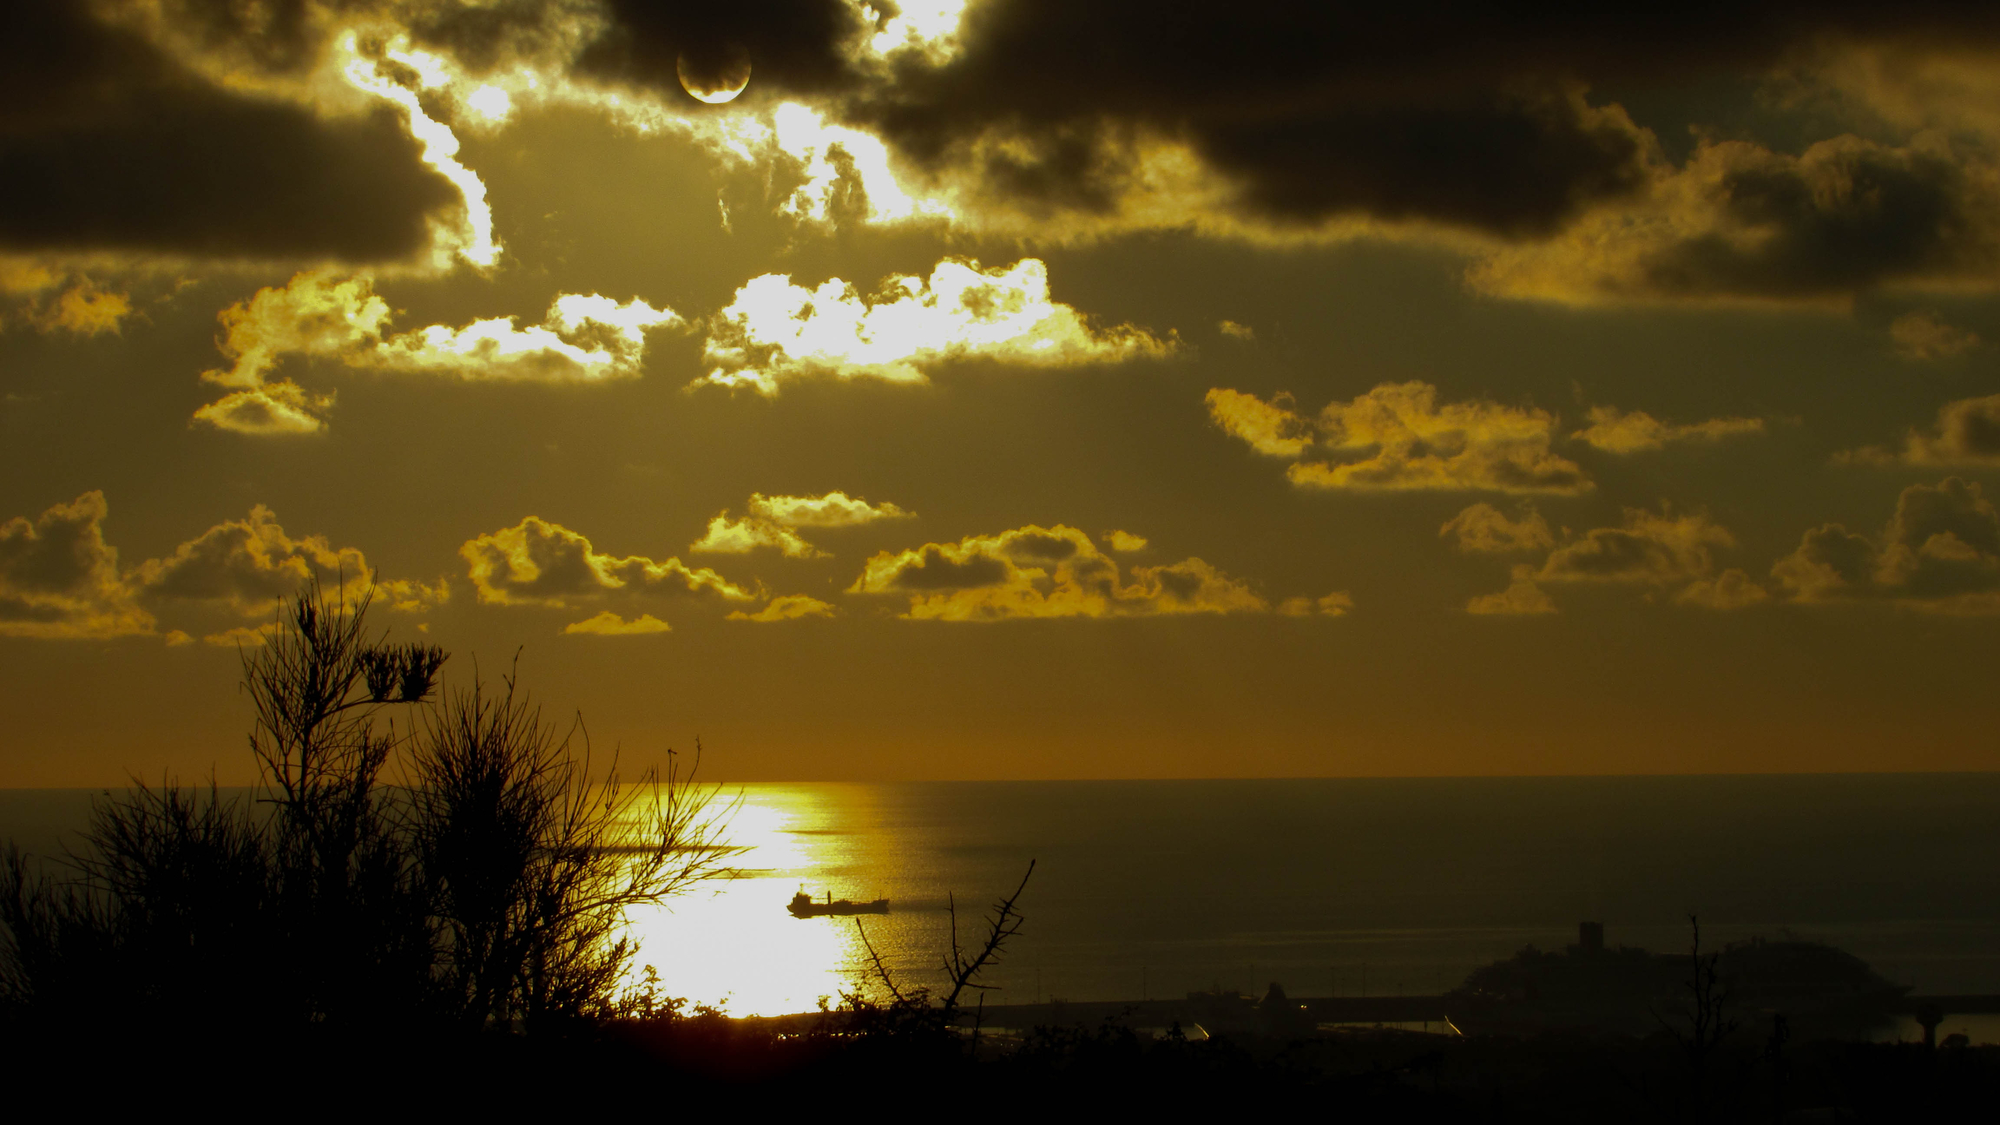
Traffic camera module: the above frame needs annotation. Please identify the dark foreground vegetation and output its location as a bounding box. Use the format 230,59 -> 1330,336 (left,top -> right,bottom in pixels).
2,585 -> 1993,1119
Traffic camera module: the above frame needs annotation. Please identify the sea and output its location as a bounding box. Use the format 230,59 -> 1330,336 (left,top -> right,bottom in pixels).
5,774 -> 1999,1041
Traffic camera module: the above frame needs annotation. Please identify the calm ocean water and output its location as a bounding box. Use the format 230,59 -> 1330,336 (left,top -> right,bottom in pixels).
6,775 -> 1999,1037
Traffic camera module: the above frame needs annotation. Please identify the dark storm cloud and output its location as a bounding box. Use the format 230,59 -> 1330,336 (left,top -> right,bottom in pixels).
1639,141 -> 1995,299
571,0 -> 866,99
0,0 -> 457,261
822,1 -> 2000,237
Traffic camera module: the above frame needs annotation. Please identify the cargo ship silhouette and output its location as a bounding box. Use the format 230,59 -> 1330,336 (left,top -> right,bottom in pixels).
787,889 -> 890,918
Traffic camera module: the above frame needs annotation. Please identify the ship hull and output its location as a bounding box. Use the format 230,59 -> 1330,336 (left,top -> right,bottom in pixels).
787,898 -> 890,918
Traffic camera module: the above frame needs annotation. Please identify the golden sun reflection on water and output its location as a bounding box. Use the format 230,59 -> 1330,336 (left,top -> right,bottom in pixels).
619,784 -> 893,1017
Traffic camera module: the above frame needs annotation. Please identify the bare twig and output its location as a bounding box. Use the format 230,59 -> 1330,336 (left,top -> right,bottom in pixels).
853,917 -> 908,1005
943,859 -> 1035,1011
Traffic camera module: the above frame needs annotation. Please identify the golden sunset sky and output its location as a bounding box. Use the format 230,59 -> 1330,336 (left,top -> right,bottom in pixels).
4,1 -> 1998,784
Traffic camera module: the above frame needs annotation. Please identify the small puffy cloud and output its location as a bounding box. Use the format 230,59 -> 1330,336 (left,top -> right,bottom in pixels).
202,271 -> 392,390
462,517 -> 755,608
0,492 -> 153,639
1891,311 -> 1982,360
564,611 -> 673,636
1217,320 -> 1255,341
1675,569 -> 1771,610
1204,388 -> 1315,458
193,272 -> 680,433
1277,592 -> 1353,617
1843,394 -> 2000,468
1467,568 -> 1558,616
691,491 -> 913,557
748,491 -> 911,528
849,524 -> 1276,621
697,257 -> 1173,394
192,382 -> 334,436
1209,382 -> 1590,495
365,294 -> 681,382
130,504 -> 446,618
728,595 -> 838,623
2,264 -> 132,336
1773,477 -> 2000,613
1537,510 -> 1735,586
203,623 -> 281,648
1440,503 -> 1554,554
690,516 -> 821,558
1571,406 -> 1765,453
1463,508 -> 1761,613
1102,530 -> 1148,553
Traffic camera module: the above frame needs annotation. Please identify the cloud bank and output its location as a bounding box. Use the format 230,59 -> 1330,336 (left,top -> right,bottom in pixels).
1,491 -> 442,640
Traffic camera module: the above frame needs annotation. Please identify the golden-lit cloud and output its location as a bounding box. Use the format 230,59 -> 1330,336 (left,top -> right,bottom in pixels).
192,272 -> 681,433
1890,311 -> 1982,360
690,517 -> 821,559
1773,477 -> 2000,613
0,492 -> 153,639
1463,508 -> 1762,613
1440,504 -> 1554,554
1571,406 -> 1765,453
1209,383 -> 1590,495
1466,568 -> 1558,616
462,517 -> 755,608
1842,394 -> 2000,467
698,258 -> 1173,393
750,491 -> 911,527
365,294 -> 681,382
202,271 -> 392,391
1203,389 -> 1315,458
1102,530 -> 1149,553
564,611 -> 673,636
691,491 -> 913,557
728,595 -> 839,623
849,524 -> 1276,621
2,262 -> 132,336
336,32 -> 502,271
192,382 -> 335,436
202,623 -> 282,648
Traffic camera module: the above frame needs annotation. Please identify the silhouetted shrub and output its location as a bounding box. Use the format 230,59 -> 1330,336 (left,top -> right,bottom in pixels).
0,580 -> 729,1047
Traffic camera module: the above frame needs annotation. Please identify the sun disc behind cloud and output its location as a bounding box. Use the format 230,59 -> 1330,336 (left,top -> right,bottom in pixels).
677,50 -> 752,105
